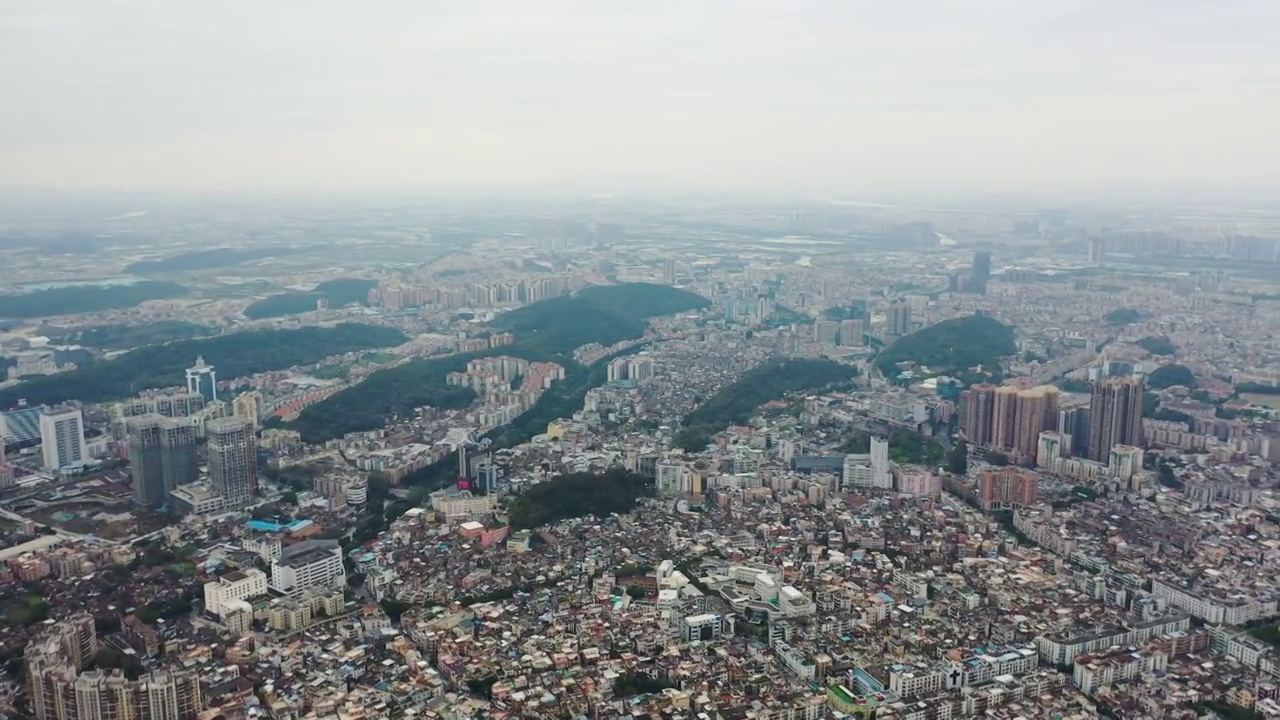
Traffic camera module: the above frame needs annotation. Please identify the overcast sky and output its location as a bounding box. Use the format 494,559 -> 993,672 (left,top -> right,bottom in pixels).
2,0 -> 1278,196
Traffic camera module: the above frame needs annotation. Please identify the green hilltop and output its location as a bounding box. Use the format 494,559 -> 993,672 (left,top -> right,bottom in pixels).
875,314 -> 1016,382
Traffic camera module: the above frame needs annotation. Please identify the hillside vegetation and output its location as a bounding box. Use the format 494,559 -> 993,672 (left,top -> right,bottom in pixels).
491,283 -> 708,356
0,324 -> 406,408
675,358 -> 854,451
290,284 -> 708,441
1147,363 -> 1196,389
875,314 -> 1016,381
0,282 -> 188,319
243,279 -> 377,320
53,321 -> 212,351
125,248 -> 303,274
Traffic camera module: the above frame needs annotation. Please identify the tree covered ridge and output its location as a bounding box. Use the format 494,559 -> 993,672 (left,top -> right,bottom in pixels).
243,278 -> 377,320
0,323 -> 407,408
0,281 -> 189,319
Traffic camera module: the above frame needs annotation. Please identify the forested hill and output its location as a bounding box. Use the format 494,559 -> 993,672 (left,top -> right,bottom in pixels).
0,324 -> 406,408
490,283 -> 708,357
875,314 -> 1016,382
674,358 -> 855,451
289,283 -> 708,442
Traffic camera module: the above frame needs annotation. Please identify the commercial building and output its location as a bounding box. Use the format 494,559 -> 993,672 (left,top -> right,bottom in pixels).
843,437 -> 891,490
203,568 -> 269,617
39,406 -> 87,471
206,416 -> 257,510
270,539 -> 345,597
1088,377 -> 1145,462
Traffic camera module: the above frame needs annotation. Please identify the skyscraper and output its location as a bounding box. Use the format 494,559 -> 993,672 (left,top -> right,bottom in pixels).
127,415 -> 199,508
971,251 -> 992,294
0,440 -> 13,490
992,385 -> 1020,451
962,383 -> 997,447
887,302 -> 912,338
1087,377 -> 1145,462
1013,386 -> 1060,461
839,318 -> 865,347
662,258 -> 677,285
39,407 -> 86,471
207,417 -> 257,509
185,356 -> 218,402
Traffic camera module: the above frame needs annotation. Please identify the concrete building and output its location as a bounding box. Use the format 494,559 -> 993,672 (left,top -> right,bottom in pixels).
1088,377 -> 1145,462
39,406 -> 86,471
206,416 -> 257,510
203,568 -> 269,617
1108,445 -> 1144,482
962,383 -> 997,447
1036,431 -> 1070,469
978,468 -> 1038,510
270,539 -> 345,597
127,415 -> 198,508
843,437 -> 891,490
185,355 -> 218,402
232,391 -> 263,430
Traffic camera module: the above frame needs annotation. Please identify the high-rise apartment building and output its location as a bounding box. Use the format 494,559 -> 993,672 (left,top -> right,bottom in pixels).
971,251 -> 992,294
839,318 -> 865,347
813,320 -> 840,345
992,386 -> 1020,451
887,302 -> 913,338
0,440 -> 12,490
185,356 -> 218,402
232,391 -> 263,430
1036,431 -> 1070,468
662,257 -> 678,285
1058,406 -> 1091,457
26,615 -> 204,720
207,417 -> 257,509
962,383 -> 998,447
127,415 -> 199,508
39,407 -> 86,471
1088,377 -> 1145,462
1013,386 -> 1059,461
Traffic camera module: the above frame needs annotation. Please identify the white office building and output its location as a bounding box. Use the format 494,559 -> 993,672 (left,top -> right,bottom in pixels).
204,568 -> 269,617
270,540 -> 345,597
843,436 -> 891,490
39,407 -> 87,471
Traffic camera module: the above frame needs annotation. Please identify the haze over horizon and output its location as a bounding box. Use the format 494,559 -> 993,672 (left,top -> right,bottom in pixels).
3,0 -> 1279,197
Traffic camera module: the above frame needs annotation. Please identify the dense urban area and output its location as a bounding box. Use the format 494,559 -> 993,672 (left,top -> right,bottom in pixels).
0,197 -> 1278,720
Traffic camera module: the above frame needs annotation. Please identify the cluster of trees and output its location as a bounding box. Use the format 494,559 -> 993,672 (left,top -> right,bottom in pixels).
507,468 -> 653,529
125,247 -> 303,274
1137,336 -> 1178,357
131,594 -> 194,624
53,321 -> 212,351
612,672 -> 677,697
1237,382 -> 1280,396
0,323 -> 405,408
1057,378 -> 1092,393
1147,363 -> 1197,389
874,314 -> 1016,380
1150,408 -> 1194,425
243,278 -> 377,320
0,281 -> 188,319
676,359 -> 853,451
1105,307 -> 1142,325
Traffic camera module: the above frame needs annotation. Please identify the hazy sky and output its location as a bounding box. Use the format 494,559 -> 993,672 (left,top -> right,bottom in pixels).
2,0 -> 1278,195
